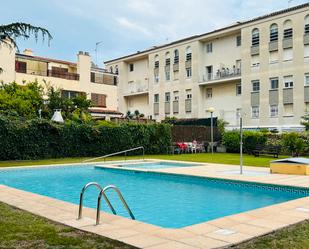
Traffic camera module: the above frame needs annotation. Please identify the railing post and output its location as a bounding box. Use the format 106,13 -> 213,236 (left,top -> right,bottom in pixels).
78,191 -> 84,219
96,194 -> 102,225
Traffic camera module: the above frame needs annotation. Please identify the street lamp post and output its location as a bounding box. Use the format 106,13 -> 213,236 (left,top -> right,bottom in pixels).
240,115 -> 243,174
207,107 -> 215,154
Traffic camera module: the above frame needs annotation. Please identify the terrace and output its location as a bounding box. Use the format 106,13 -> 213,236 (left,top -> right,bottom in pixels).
199,68 -> 241,85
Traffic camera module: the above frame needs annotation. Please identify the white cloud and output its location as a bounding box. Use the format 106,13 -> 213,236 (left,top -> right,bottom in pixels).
8,0 -> 309,62
115,17 -> 153,37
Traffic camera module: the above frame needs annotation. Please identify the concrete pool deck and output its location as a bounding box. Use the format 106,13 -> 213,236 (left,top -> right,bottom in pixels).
2,160 -> 309,248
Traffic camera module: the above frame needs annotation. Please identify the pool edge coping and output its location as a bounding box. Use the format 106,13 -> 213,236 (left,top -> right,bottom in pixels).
1,183 -> 309,249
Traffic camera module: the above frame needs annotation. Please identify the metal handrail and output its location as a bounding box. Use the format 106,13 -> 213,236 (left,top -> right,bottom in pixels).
77,182 -> 116,221
96,185 -> 135,225
83,146 -> 145,163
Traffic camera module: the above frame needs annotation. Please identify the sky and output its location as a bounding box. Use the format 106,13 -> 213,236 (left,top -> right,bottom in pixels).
1,0 -> 308,67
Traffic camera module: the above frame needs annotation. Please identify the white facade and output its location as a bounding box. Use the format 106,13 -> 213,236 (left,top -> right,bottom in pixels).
106,3 -> 309,131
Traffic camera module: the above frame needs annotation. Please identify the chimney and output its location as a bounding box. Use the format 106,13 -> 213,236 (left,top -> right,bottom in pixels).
23,49 -> 33,56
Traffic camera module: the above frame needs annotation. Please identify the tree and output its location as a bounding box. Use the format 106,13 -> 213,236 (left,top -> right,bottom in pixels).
45,86 -> 91,120
0,22 -> 52,72
0,81 -> 44,118
282,132 -> 305,157
301,114 -> 309,131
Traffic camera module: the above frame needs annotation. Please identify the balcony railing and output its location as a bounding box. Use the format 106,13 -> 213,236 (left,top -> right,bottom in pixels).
125,80 -> 149,95
48,70 -> 79,80
201,68 -> 241,83
15,68 -> 79,81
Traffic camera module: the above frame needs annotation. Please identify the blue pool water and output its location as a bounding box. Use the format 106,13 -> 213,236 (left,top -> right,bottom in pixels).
118,161 -> 201,169
1,165 -> 309,228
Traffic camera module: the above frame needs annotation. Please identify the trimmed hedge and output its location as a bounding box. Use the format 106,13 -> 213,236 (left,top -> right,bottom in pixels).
223,130 -> 309,155
0,116 -> 172,160
222,131 -> 267,153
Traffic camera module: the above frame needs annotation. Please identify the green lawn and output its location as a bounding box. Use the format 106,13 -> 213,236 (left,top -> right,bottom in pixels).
0,202 -> 135,249
233,221 -> 309,249
2,201 -> 309,249
0,153 -> 290,168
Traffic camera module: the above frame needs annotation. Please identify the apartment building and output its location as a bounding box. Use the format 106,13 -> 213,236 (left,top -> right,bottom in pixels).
105,3 -> 309,131
0,47 -> 120,119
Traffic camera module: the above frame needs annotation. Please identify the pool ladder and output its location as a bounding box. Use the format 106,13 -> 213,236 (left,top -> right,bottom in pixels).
77,182 -> 135,225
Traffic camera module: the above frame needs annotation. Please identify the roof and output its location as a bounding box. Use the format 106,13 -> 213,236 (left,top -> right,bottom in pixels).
105,3 -> 309,64
16,53 -> 77,66
272,158 -> 309,164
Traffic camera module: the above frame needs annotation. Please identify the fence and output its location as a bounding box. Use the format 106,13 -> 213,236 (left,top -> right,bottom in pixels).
171,125 -> 220,142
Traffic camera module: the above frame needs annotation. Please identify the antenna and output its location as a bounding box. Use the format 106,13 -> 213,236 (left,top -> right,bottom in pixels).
95,41 -> 103,67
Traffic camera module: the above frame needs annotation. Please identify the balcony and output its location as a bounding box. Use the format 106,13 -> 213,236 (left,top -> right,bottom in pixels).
47,70 -> 79,80
124,80 -> 149,97
15,64 -> 79,80
199,68 -> 241,85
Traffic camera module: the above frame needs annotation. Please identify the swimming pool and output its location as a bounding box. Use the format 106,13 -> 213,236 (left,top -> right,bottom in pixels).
1,164 -> 309,228
116,161 -> 201,169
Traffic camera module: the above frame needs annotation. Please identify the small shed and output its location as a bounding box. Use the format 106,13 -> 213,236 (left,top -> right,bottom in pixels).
270,158 -> 309,175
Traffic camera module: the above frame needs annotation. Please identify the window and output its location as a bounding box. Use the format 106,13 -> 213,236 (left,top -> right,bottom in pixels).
129,63 -> 134,72
174,49 -> 179,64
206,43 -> 212,53
305,45 -> 309,57
270,24 -> 278,42
109,66 -> 113,73
251,55 -> 260,68
283,48 -> 293,61
165,52 -> 170,65
284,75 -> 293,88
284,28 -> 293,39
236,83 -> 242,95
305,15 -> 309,34
186,67 -> 192,78
251,106 -> 260,119
62,90 -> 82,99
154,55 -> 159,68
165,71 -> 170,81
252,80 -> 260,92
306,24 -> 309,35
173,91 -> 179,101
15,61 -> 27,73
206,88 -> 212,99
284,104 -> 293,116
154,74 -> 159,83
186,46 -> 192,61
269,51 -> 279,64
91,93 -> 107,107
165,92 -> 170,102
115,65 -> 119,75
186,89 -> 192,99
305,73 -> 309,86
154,94 -> 159,103
270,77 -> 279,90
283,20 -> 293,39
252,28 -> 260,46
270,105 -> 279,117
236,35 -> 241,46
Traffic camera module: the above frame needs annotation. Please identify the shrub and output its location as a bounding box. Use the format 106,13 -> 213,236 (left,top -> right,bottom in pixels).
222,131 -> 240,153
243,131 -> 267,154
0,115 -> 172,160
282,132 -> 305,156
223,130 -> 267,153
